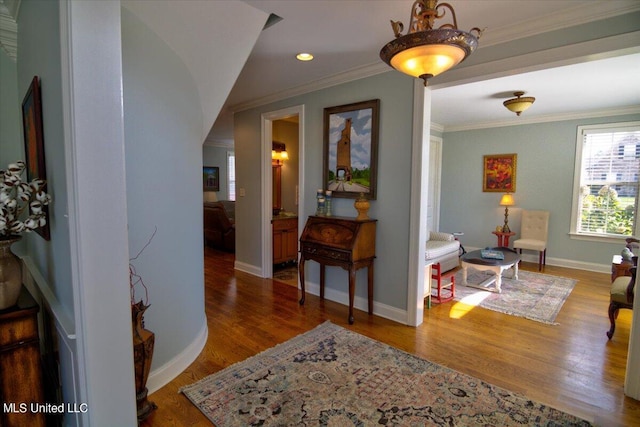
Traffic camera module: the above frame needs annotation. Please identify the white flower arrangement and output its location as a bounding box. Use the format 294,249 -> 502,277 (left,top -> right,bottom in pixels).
0,160 -> 52,237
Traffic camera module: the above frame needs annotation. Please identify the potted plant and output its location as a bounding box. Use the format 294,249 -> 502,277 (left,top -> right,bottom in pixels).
0,160 -> 51,310
129,229 -> 157,421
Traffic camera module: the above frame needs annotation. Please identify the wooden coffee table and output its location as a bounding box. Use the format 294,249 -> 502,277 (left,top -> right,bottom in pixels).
460,248 -> 520,293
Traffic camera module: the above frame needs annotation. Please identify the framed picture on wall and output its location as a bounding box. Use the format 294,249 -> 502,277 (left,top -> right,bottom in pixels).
22,75 -> 51,241
483,153 -> 517,192
203,166 -> 219,192
323,99 -> 380,199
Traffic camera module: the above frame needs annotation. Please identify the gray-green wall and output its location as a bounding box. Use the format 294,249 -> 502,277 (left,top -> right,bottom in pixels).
203,145 -> 232,201
0,50 -> 21,162
235,71 -> 415,312
440,114 -> 640,266
122,8 -> 206,371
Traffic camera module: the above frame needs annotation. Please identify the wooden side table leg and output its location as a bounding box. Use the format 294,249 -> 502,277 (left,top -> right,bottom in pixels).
367,262 -> 374,315
320,264 -> 326,300
298,257 -> 306,305
348,267 -> 356,324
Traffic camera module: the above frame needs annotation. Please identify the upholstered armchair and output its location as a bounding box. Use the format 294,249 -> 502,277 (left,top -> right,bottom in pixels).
607,255 -> 636,340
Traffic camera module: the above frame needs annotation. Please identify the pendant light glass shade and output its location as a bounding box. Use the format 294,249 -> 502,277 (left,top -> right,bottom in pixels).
503,91 -> 535,116
380,1 -> 481,86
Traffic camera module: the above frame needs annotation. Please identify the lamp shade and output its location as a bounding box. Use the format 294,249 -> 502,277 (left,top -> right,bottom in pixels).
272,141 -> 288,162
500,193 -> 515,206
503,91 -> 535,116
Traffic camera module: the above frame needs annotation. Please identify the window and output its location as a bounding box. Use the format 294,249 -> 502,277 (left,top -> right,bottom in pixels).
571,122 -> 640,240
227,152 -> 236,201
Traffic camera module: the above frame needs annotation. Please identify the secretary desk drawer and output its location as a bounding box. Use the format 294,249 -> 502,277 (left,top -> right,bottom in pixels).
302,244 -> 351,262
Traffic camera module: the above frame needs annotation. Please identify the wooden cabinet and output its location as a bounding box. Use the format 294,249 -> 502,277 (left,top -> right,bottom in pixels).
299,215 -> 377,324
0,286 -> 45,427
273,217 -> 298,264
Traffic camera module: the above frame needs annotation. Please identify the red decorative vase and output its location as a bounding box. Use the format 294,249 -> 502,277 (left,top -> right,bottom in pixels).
132,301 -> 157,421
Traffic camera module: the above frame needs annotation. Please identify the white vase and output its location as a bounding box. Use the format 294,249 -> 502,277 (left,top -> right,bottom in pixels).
0,235 -> 22,310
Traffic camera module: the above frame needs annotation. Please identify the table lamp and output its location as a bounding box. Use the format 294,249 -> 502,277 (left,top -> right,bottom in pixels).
500,193 -> 515,232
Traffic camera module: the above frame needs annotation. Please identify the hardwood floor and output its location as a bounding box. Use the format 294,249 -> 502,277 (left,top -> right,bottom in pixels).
141,247 -> 640,426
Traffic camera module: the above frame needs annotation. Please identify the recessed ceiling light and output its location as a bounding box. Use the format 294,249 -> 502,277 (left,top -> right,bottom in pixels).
296,53 -> 314,61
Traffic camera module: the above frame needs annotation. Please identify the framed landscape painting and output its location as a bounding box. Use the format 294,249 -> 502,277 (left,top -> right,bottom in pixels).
323,99 -> 379,199
203,166 -> 219,192
22,76 -> 50,240
483,153 -> 517,192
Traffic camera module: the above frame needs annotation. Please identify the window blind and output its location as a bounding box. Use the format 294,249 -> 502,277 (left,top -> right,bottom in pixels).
577,126 -> 640,236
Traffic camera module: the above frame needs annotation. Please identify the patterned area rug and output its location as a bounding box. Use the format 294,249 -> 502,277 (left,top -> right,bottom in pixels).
451,269 -> 577,325
181,322 -> 591,426
273,265 -> 298,287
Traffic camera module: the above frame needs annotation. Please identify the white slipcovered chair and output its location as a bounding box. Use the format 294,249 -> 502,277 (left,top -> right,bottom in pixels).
513,210 -> 549,271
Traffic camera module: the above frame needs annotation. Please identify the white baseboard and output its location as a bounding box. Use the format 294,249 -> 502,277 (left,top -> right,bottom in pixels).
464,246 -> 610,274
147,317 -> 208,394
234,260 -> 263,277
303,280 -> 408,325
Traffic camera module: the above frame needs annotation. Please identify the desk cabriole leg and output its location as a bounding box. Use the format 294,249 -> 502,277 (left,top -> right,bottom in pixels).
348,267 -> 356,324
367,262 -> 374,315
320,264 -> 326,300
298,257 -> 306,305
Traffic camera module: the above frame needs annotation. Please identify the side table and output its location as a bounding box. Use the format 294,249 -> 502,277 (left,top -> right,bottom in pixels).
611,254 -> 634,282
0,286 -> 46,427
492,231 -> 516,247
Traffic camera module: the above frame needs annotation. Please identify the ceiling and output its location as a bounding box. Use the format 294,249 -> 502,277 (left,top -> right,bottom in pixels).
207,0 -> 640,144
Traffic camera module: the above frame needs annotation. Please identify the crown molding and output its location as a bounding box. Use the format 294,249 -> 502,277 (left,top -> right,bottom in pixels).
479,1 -> 640,48
1,0 -> 19,19
203,140 -> 234,149
0,0 -> 18,61
229,61 -> 389,112
230,2 -> 639,113
441,105 -> 640,133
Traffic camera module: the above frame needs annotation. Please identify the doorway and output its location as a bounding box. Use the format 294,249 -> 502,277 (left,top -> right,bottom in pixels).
261,105 -> 305,280
271,117 -> 300,286
427,136 -> 443,233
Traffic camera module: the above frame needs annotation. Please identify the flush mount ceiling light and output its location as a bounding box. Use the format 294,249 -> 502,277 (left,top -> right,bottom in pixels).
503,91 -> 536,116
296,52 -> 314,61
380,0 -> 482,86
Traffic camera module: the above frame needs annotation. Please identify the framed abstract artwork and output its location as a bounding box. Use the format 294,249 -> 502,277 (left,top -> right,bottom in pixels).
323,99 -> 380,199
22,76 -> 50,240
203,166 -> 219,192
483,153 -> 517,192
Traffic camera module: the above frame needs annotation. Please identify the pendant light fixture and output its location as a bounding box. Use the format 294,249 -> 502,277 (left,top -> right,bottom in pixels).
380,0 -> 482,86
503,91 -> 536,116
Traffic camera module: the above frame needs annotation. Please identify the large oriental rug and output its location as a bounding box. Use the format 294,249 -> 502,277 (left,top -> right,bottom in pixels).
181,322 -> 591,426
452,269 -> 577,325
